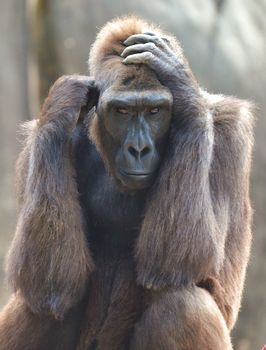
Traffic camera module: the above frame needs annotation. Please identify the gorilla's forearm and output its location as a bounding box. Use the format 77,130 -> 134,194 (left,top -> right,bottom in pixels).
6,76 -> 95,318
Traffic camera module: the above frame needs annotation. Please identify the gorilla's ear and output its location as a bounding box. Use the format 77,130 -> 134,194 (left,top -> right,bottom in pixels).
76,78 -> 100,121
86,80 -> 100,111
6,76 -> 95,319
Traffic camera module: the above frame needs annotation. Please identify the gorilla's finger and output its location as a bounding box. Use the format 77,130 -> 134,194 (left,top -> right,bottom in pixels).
121,43 -> 157,58
124,34 -> 155,46
143,31 -> 156,36
124,34 -> 172,57
123,52 -> 162,72
162,37 -> 171,45
123,52 -> 153,64
124,34 -> 167,47
143,32 -> 171,46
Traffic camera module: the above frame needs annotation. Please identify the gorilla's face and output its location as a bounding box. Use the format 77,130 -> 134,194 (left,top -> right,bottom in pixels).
96,75 -> 173,191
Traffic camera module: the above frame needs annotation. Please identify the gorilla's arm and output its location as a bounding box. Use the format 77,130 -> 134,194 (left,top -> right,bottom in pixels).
122,34 -> 254,297
122,34 -> 253,350
128,94 -> 253,350
207,94 -> 254,328
122,34 -> 224,288
6,76 -> 97,318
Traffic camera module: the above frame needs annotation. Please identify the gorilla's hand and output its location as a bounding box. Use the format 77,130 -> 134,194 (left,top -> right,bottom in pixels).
40,75 -> 98,130
122,33 -> 183,80
122,33 -> 202,118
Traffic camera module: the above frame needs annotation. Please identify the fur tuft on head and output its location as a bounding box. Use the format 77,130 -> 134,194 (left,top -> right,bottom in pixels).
88,15 -> 181,82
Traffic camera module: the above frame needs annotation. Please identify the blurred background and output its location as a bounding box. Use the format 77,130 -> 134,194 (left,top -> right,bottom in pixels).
0,0 -> 265,349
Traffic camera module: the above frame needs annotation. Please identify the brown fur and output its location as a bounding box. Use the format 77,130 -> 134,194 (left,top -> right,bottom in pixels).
6,76 -> 95,319
0,16 -> 254,349
129,287 -> 233,350
0,292 -> 85,350
89,16 -> 182,81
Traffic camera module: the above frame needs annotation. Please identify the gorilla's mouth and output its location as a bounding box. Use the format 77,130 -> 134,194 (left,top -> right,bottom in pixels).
118,169 -> 155,189
119,169 -> 153,177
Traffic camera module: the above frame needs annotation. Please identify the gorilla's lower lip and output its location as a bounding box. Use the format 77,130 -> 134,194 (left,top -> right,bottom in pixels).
119,169 -> 153,177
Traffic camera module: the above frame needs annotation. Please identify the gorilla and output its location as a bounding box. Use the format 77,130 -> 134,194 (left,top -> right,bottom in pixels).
0,16 -> 254,350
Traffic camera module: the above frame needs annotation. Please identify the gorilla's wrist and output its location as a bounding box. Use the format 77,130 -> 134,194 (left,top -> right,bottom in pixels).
160,72 -> 204,118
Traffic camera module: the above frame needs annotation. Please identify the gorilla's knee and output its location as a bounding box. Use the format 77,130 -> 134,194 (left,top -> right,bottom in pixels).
130,287 -> 232,350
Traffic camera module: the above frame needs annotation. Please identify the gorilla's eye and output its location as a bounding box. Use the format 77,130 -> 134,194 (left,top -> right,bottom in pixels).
116,107 -> 129,114
150,107 -> 159,114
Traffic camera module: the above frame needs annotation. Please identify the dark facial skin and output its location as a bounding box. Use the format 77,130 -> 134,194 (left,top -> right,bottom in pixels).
97,87 -> 173,191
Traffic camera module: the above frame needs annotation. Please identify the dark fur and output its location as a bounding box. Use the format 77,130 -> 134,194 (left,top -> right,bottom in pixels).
0,16 -> 254,349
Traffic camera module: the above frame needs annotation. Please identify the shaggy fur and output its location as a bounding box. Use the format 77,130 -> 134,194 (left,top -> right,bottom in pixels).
6,77 -> 96,319
0,16 -> 253,350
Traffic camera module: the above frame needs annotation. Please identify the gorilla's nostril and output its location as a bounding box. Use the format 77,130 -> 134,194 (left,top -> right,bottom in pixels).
141,146 -> 150,157
128,146 -> 139,158
128,145 -> 150,159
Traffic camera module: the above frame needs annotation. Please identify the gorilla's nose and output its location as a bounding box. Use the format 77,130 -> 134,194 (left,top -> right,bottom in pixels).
127,144 -> 151,160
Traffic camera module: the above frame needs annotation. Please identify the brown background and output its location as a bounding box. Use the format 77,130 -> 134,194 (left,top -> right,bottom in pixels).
0,1 -> 265,349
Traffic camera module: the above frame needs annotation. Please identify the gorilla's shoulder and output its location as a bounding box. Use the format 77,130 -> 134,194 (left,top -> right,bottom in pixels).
203,91 -> 254,132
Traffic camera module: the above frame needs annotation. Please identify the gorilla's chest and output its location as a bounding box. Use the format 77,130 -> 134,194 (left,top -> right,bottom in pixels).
88,174 -> 144,230
75,134 -> 147,254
